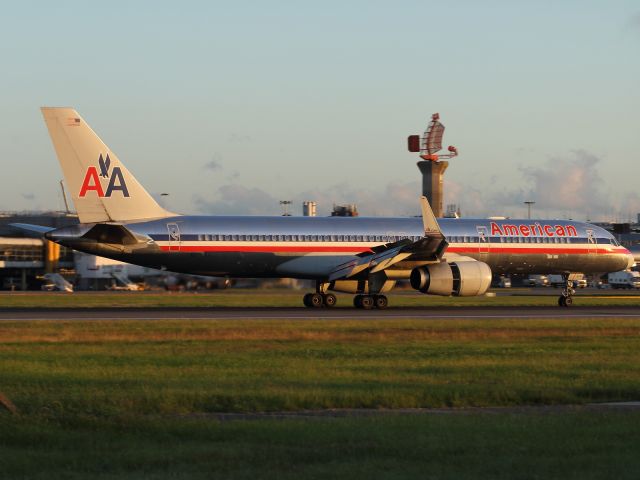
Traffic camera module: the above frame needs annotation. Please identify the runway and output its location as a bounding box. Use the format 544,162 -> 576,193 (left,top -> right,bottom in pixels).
0,305 -> 639,321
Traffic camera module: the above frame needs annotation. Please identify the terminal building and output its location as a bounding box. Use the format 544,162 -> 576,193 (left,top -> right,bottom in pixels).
0,212 -> 77,290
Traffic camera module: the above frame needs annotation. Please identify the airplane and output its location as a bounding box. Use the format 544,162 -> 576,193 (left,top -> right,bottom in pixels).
13,107 -> 634,309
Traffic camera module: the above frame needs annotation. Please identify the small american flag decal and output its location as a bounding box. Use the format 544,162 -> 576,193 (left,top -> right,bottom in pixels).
67,118 -> 81,126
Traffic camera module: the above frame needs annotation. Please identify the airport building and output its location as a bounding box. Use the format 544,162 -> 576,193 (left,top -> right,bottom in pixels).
0,212 -> 77,290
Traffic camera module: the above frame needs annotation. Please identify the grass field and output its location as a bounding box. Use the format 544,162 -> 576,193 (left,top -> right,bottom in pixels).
1,289 -> 640,308
2,412 -> 640,479
2,301 -> 640,478
2,318 -> 640,414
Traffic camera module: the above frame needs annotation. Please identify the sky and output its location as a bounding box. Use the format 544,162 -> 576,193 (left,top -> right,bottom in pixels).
1,1 -> 639,221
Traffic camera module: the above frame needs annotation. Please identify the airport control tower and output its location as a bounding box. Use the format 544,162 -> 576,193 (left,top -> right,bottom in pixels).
407,113 -> 458,218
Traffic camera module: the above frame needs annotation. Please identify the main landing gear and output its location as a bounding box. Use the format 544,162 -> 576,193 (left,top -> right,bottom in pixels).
353,294 -> 388,310
558,276 -> 576,307
303,292 -> 337,308
302,282 -> 388,309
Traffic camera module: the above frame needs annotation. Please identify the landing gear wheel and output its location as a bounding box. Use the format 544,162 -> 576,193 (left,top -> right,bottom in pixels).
354,295 -> 363,308
374,295 -> 388,309
303,293 -> 313,308
310,293 -> 324,308
323,293 -> 337,308
360,295 -> 374,310
558,277 -> 576,307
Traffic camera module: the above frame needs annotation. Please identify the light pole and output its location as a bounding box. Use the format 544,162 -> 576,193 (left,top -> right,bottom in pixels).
524,201 -> 535,220
280,200 -> 292,216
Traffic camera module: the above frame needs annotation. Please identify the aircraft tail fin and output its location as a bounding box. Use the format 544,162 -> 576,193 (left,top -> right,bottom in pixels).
40,107 -> 174,224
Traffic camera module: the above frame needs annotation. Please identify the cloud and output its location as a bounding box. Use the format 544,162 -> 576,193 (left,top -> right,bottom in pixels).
191,150 -> 627,221
226,171 -> 240,182
628,12 -> 640,29
443,179 -> 488,217
193,180 -> 423,217
204,153 -> 223,171
194,184 -> 279,215
486,150 -> 611,219
228,133 -> 252,144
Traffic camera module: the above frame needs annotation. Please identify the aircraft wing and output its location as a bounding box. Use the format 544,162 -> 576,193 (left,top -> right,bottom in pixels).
328,197 -> 448,281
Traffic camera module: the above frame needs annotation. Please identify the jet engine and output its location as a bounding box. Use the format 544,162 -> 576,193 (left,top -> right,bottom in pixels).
409,261 -> 492,297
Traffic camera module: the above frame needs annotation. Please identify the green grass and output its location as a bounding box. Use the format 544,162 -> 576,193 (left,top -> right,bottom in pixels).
3,317 -> 640,478
2,411 -> 640,479
2,318 -> 640,415
1,289 -> 640,308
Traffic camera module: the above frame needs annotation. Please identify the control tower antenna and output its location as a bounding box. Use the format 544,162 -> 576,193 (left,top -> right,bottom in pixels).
407,113 -> 458,218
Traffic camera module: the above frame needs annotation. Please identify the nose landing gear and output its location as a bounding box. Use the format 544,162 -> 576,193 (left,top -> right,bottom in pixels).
558,276 -> 576,307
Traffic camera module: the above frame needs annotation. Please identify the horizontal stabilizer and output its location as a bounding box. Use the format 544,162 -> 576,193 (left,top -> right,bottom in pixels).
9,223 -> 56,235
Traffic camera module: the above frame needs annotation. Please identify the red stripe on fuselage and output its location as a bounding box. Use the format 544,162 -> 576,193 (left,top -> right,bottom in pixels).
447,246 -> 615,255
157,243 -> 625,255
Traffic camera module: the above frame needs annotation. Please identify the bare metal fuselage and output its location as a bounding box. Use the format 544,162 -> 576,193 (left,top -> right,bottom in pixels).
48,216 -> 633,280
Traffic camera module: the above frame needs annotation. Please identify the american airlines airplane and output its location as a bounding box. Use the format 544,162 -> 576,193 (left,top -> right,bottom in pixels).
15,108 -> 634,309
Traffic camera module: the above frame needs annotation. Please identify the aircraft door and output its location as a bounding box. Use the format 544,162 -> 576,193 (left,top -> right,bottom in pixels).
477,226 -> 490,257
586,229 -> 596,255
167,223 -> 181,252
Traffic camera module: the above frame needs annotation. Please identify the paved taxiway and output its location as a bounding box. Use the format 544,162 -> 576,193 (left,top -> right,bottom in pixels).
0,306 -> 639,321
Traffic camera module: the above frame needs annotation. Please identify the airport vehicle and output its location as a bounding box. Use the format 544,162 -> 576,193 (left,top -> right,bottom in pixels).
13,108 -> 634,309
492,276 -> 511,288
527,274 -> 549,287
549,273 -> 587,288
608,270 -> 640,289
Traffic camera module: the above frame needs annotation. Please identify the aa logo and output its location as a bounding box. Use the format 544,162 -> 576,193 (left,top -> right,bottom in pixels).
79,154 -> 130,198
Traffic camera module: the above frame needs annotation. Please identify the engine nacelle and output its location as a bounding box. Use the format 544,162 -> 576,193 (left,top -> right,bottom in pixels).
410,261 -> 492,297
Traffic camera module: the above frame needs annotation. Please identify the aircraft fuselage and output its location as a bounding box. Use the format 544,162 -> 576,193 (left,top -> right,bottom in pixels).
48,216 -> 633,279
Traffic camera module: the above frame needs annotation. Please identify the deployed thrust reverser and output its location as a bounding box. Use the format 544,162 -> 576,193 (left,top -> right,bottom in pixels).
410,261 -> 492,296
